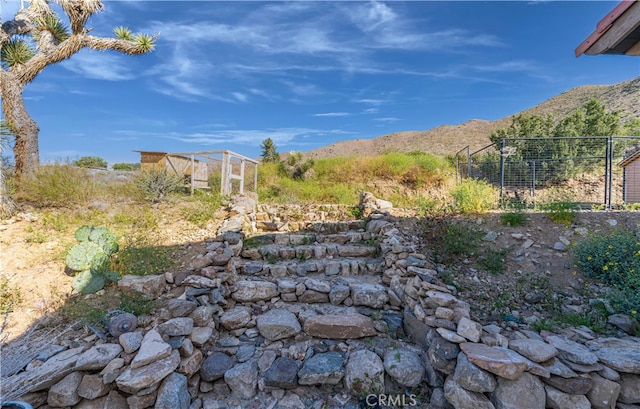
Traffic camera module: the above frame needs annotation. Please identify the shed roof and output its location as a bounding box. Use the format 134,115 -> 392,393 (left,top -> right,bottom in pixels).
619,149 -> 640,167
576,0 -> 640,57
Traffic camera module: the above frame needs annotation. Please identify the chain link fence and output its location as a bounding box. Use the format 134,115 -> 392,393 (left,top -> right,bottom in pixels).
455,136 -> 640,209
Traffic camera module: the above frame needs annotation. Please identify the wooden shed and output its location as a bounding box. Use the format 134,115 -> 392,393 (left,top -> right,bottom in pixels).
135,151 -> 209,189
620,150 -> 640,203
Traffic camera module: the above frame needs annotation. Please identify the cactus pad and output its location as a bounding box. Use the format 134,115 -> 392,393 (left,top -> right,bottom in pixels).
104,270 -> 121,282
74,225 -> 93,242
72,270 -> 106,294
65,242 -> 105,272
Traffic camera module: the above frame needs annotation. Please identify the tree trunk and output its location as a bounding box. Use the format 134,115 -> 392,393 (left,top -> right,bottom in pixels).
0,72 -> 40,181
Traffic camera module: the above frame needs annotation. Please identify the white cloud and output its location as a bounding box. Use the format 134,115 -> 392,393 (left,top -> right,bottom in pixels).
62,51 -> 135,81
313,112 -> 350,117
232,92 -> 248,103
374,117 -> 401,122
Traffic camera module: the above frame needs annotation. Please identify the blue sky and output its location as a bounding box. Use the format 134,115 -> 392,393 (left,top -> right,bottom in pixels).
2,0 -> 639,166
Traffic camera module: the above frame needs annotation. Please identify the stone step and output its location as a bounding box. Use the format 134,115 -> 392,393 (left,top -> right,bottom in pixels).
241,242 -> 379,263
238,256 -> 384,278
244,230 -> 374,247
253,219 -> 366,233
224,277 -> 399,310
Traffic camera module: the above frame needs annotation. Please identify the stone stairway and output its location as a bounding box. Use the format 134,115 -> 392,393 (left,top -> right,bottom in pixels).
2,193 -> 640,409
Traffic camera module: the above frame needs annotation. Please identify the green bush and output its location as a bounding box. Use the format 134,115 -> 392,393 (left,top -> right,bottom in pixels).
451,179 -> 496,214
134,168 -> 184,201
112,163 -> 140,171
19,165 -> 100,207
73,156 -> 108,169
541,201 -> 579,226
500,211 -> 527,227
572,230 -> 640,316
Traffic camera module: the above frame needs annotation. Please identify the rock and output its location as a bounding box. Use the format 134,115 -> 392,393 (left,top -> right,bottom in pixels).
127,391 -> 158,409
256,309 -> 301,341
553,242 -> 567,251
350,283 -> 389,308
115,350 -> 180,394
231,280 -> 279,302
329,285 -> 350,305
78,373 -> 112,400
545,385 -> 591,409
118,274 -> 165,297
425,291 -> 458,308
489,372 -> 545,409
155,372 -> 190,409
100,358 -> 125,384
264,356 -> 299,389
220,306 -> 252,330
304,313 -> 376,339
182,275 -> 220,288
224,360 -> 259,399
607,314 -> 639,333
210,247 -> 234,265
545,335 -> 598,365
178,349 -> 203,377
190,305 -> 217,327
76,343 -> 123,371
277,392 -> 307,409
444,377 -> 496,409
47,371 -> 83,407
453,352 -> 497,393
201,352 -> 234,382
619,374 -> 640,404
591,338 -> 640,374
236,344 -> 255,363
298,352 -> 345,385
345,349 -> 385,395
305,278 -> 331,293
542,375 -> 593,395
158,317 -> 194,337
131,329 -> 172,369
191,326 -> 213,347
540,357 -> 579,378
456,317 -> 482,343
482,231 -> 498,242
298,289 -> 330,303
75,390 -> 129,409
508,339 -> 558,363
588,372 -> 621,409
459,342 -> 528,381
383,348 -> 425,387
167,299 -> 198,317
119,331 -> 144,354
436,328 -> 467,343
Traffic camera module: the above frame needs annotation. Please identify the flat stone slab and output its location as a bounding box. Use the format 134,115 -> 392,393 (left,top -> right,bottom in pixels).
298,352 -> 345,385
545,335 -> 598,366
303,313 -> 376,339
460,342 -> 528,381
256,309 -> 301,341
589,338 -> 640,374
508,339 -> 558,363
115,350 -> 180,394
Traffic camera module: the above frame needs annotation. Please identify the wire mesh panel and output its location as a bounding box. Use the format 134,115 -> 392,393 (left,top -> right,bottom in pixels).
456,136 -> 640,208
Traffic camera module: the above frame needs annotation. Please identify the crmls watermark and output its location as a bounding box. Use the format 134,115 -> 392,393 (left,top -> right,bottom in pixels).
360,394 -> 419,408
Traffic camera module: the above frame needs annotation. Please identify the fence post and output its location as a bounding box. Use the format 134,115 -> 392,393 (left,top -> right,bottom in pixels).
467,146 -> 471,180
607,136 -> 614,209
500,139 -> 505,207
530,160 -> 536,198
455,151 -> 460,184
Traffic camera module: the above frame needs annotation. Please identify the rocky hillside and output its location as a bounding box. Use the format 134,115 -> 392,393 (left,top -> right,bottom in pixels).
305,76 -> 640,159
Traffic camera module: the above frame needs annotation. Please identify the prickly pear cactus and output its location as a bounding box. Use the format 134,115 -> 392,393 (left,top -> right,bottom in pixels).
66,242 -> 105,272
66,225 -> 120,294
72,270 -> 106,294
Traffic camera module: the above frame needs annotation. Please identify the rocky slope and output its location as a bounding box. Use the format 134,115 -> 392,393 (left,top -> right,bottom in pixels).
305,76 -> 640,159
2,194 -> 639,409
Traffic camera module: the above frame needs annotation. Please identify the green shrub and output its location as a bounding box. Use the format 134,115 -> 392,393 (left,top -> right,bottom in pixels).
112,163 -> 140,171
478,248 -> 509,274
442,222 -> 483,257
451,179 -> 497,214
134,168 -> 184,202
572,230 -> 640,316
541,201 -> 579,226
19,165 -> 100,207
0,276 -> 22,313
500,211 -> 527,227
73,156 -> 107,168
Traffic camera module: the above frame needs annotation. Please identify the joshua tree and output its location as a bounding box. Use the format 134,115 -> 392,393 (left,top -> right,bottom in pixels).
0,0 -> 156,181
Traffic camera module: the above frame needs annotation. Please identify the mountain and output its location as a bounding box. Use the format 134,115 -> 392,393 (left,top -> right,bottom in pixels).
304,76 -> 640,159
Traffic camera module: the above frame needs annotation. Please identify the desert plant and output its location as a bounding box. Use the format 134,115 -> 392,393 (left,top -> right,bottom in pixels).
279,152 -> 315,180
451,179 -> 497,214
112,163 -> 140,171
73,156 -> 107,169
17,164 -> 100,207
500,211 -> 527,227
134,168 -> 184,202
541,200 -> 579,226
65,225 -> 120,294
572,229 -> 640,316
